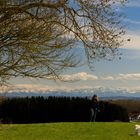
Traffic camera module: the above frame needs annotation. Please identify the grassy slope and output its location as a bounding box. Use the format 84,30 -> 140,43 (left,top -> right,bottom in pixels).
0,122 -> 140,140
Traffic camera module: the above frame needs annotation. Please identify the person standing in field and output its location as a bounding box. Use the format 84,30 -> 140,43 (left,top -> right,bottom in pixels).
90,94 -> 100,122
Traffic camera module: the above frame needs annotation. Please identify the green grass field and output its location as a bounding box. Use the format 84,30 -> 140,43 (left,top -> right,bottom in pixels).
0,122 -> 140,140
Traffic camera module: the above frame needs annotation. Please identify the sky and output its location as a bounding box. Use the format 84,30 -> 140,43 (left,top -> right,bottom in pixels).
5,0 -> 140,94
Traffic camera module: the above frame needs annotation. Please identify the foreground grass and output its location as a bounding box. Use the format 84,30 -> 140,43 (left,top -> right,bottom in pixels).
0,122 -> 140,140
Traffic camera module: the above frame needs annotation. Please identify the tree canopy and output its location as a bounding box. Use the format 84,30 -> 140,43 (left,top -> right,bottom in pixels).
0,0 -> 127,84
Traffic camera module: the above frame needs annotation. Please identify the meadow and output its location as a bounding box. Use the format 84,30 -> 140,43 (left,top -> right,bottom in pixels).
0,122 -> 140,140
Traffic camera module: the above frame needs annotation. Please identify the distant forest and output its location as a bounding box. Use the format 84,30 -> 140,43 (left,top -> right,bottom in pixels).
0,96 -> 129,123
108,100 -> 140,114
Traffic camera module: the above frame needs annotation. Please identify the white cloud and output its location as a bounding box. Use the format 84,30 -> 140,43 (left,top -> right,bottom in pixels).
126,0 -> 140,7
0,84 -> 73,93
122,33 -> 140,50
102,76 -> 115,80
61,72 -> 98,81
5,84 -> 54,93
101,73 -> 140,81
124,18 -> 140,25
117,73 -> 140,80
0,72 -> 98,93
1,73 -> 140,94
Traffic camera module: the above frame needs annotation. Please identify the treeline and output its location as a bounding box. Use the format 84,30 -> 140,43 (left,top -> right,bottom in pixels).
0,96 -> 129,123
108,100 -> 140,114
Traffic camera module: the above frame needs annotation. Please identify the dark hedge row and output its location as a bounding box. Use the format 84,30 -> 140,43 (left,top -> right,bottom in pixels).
0,96 -> 129,123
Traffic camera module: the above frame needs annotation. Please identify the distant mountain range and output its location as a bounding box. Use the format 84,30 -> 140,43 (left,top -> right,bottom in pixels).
0,88 -> 140,100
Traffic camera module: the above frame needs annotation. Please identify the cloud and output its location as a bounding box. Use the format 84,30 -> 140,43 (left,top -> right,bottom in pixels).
1,72 -> 98,92
2,73 -> 140,94
4,84 -> 54,93
61,72 -> 98,81
117,73 -> 140,80
102,76 -> 115,80
122,33 -> 140,50
124,18 -> 140,25
126,1 -> 140,8
102,73 -> 140,81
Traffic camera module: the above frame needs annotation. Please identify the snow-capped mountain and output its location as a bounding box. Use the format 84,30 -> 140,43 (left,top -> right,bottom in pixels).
0,87 -> 140,100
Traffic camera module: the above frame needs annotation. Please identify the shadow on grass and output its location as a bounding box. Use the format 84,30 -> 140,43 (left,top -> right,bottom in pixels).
129,134 -> 135,136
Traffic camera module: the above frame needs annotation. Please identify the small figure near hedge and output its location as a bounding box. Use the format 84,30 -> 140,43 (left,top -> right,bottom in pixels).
90,94 -> 100,122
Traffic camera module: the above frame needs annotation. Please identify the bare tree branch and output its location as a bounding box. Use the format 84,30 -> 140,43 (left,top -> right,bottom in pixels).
0,0 -> 127,85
